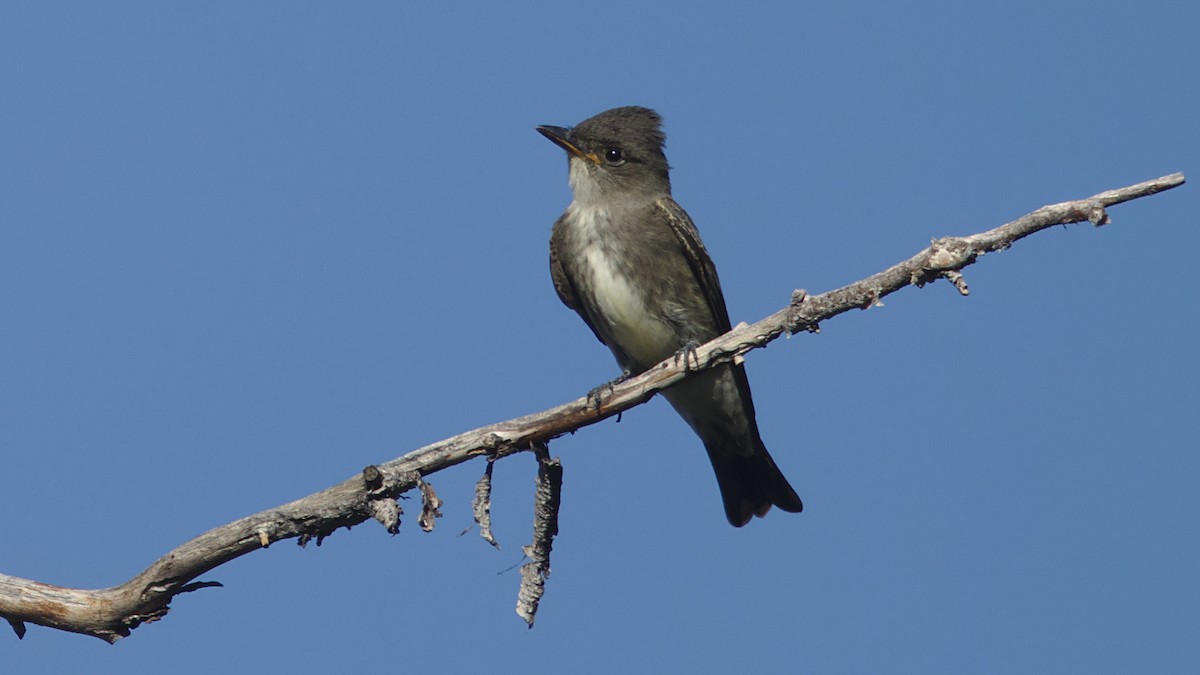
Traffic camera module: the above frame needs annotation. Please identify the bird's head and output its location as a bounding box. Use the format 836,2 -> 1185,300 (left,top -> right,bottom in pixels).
537,106 -> 672,204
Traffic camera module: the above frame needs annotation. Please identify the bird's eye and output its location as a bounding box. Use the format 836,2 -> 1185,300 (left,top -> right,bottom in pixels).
604,148 -> 625,165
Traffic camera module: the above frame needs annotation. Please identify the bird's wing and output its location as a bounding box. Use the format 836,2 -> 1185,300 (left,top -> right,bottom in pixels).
655,197 -> 734,334
549,213 -> 607,346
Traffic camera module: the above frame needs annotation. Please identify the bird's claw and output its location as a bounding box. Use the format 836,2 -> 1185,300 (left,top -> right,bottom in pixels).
587,369 -> 631,412
673,340 -> 702,372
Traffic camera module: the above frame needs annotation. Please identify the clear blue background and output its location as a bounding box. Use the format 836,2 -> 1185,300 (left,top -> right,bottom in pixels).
2,2 -> 1196,673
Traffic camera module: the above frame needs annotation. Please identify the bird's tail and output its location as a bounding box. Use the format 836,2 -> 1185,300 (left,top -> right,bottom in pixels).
704,438 -> 803,527
662,363 -> 803,527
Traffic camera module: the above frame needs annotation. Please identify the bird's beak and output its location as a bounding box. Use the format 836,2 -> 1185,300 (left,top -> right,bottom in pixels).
537,125 -> 600,164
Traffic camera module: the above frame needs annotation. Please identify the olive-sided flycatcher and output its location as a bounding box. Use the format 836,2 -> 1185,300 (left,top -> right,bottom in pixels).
537,106 -> 803,526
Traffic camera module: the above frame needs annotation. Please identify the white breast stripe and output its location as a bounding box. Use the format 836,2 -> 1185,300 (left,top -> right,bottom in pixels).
571,204 -> 677,367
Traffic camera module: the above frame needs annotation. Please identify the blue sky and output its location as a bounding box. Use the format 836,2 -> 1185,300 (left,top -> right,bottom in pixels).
2,2 -> 1197,673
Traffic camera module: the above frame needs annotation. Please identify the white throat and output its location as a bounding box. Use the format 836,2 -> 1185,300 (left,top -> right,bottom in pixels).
567,157 -> 605,207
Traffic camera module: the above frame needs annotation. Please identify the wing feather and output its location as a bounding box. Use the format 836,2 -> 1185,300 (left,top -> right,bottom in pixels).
655,198 -> 733,335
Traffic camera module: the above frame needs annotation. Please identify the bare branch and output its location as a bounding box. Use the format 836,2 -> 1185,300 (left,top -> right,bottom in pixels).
516,444 -> 562,627
469,460 -> 501,549
418,480 -> 443,533
0,172 -> 1184,642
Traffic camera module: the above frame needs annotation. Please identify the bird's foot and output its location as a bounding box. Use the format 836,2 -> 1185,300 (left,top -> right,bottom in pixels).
587,369 -> 632,412
673,340 -> 702,372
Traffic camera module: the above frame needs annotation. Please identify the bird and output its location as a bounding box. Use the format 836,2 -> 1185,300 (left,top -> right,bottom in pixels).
537,106 -> 802,526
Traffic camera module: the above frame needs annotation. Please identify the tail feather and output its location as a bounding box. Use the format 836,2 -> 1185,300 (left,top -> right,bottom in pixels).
706,441 -> 803,527
661,363 -> 802,527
